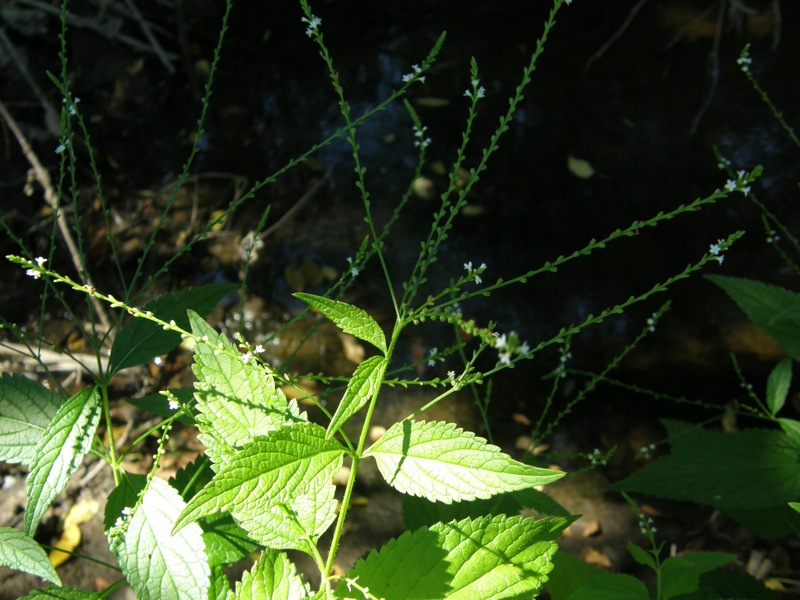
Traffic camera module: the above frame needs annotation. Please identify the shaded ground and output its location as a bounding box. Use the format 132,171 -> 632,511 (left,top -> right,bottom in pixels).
2,0 -> 800,597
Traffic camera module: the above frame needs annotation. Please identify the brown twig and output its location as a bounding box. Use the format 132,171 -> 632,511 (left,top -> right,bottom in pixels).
0,100 -> 112,330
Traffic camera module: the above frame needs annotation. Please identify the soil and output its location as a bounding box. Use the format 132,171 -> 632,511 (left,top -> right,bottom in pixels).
1,0 -> 799,597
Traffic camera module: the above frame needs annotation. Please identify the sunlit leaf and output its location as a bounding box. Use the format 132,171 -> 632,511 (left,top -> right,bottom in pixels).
19,587 -> 102,599
25,387 -> 101,537
364,420 -> 564,503
0,527 -> 61,586
175,422 -> 344,552
327,356 -> 386,440
189,311 -> 306,467
293,293 -> 387,353
0,373 -> 62,466
766,357 -> 792,416
228,549 -> 312,599
109,283 -> 237,374
113,478 -> 210,600
334,515 -> 573,599
706,275 -> 800,360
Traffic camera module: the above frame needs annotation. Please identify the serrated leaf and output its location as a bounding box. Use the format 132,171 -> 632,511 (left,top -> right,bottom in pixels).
364,420 -> 564,503
0,526 -> 61,586
403,488 -> 571,531
25,387 -> 101,537
189,311 -> 306,467
175,422 -> 344,552
109,283 -> 238,374
170,458 -> 257,566
0,373 -> 63,465
627,542 -> 657,570
228,549 -> 312,599
293,293 -> 386,353
335,514 -> 573,599
113,477 -> 210,600
767,357 -> 792,416
209,563 -> 232,600
661,552 -> 734,600
327,356 -> 386,440
706,275 -> 800,360
611,420 -> 800,509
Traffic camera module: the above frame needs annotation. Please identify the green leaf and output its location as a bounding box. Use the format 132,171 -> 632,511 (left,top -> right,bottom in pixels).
403,487 -> 571,530
0,373 -> 63,466
364,420 -> 564,503
569,573 -> 649,599
705,275 -> 800,360
327,356 -> 386,440
697,568 -> 775,600
174,422 -> 344,552
791,501 -> 800,514
766,357 -> 792,416
611,420 -> 800,510
112,477 -> 210,600
661,551 -> 735,599
20,587 -> 102,599
334,515 -> 573,599
189,311 -> 306,467
227,549 -> 312,599
170,457 -> 258,566
293,293 -> 387,353
209,563 -> 233,600
109,283 -> 238,374
724,503 -> 800,539
627,542 -> 657,570
545,551 -> 604,600
25,387 -> 101,537
778,417 -> 800,444
0,526 -> 61,586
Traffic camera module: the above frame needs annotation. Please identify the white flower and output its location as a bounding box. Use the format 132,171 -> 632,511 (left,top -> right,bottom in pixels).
254,344 -> 264,354
724,180 -> 737,192
168,399 -> 180,411
498,351 -> 512,366
448,370 -> 456,385
55,143 -> 66,155
709,243 -> 721,255
35,257 -> 47,267
241,352 -> 254,364
494,333 -> 508,350
301,15 -> 321,37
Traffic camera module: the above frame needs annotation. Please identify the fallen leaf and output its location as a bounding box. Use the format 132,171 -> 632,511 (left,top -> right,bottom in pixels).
49,499 -> 99,568
582,546 -> 612,568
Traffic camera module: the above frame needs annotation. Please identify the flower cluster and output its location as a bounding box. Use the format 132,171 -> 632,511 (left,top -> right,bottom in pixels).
493,330 -> 530,366
708,238 -> 732,265
346,256 -> 360,277
638,514 -> 657,537
463,261 -> 486,285
463,77 -> 485,101
413,123 -> 431,150
554,340 -> 572,378
301,14 -> 321,37
588,448 -> 608,467
723,169 -> 752,197
402,63 -> 426,85
737,47 -> 752,74
25,256 -> 47,279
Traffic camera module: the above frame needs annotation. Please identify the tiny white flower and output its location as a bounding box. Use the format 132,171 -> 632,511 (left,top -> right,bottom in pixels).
55,143 -> 66,155
168,399 -> 180,410
121,506 -> 132,516
494,333 -> 508,350
241,352 -> 254,364
301,15 -> 321,37
427,347 -> 438,367
498,351 -> 512,366
724,180 -> 737,192
709,243 -> 721,256
463,261 -> 473,272
255,344 -> 264,354
26,268 -> 41,279
448,370 -> 456,385
35,257 -> 47,267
